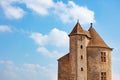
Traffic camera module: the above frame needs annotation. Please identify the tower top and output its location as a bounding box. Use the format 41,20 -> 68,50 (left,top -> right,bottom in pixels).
69,22 -> 84,36
69,22 -> 112,50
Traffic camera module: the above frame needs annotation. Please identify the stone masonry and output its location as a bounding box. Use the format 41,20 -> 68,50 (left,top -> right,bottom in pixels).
58,22 -> 112,80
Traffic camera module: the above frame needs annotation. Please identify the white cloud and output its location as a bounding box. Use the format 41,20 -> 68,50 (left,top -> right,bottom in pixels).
30,28 -> 68,58
30,28 -> 69,47
0,0 -> 95,24
23,0 -> 95,24
30,32 -> 48,46
0,25 -> 12,32
54,1 -> 95,24
37,47 -> 64,58
49,28 -> 69,47
0,60 -> 120,80
0,60 -> 57,80
0,0 -> 25,19
23,0 -> 54,15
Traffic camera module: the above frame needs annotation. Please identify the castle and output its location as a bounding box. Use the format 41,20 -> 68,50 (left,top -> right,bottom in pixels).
58,22 -> 112,80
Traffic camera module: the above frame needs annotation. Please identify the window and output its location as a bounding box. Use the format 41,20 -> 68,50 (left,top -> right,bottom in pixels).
80,45 -> 83,49
81,67 -> 83,71
101,52 -> 106,62
101,72 -> 106,80
81,55 -> 83,60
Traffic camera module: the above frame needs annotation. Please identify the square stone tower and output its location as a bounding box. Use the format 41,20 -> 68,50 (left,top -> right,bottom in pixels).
58,22 -> 112,80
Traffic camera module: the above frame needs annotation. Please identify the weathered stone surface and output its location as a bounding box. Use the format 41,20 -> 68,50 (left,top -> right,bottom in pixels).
58,54 -> 69,80
58,22 -> 112,80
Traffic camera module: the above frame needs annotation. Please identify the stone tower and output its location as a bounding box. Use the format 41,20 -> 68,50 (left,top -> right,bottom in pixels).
58,22 -> 112,80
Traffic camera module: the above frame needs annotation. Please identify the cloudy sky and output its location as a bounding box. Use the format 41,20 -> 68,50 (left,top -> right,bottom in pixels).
0,0 -> 120,80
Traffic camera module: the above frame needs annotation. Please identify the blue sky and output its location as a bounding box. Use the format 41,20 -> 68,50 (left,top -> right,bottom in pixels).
0,0 -> 120,80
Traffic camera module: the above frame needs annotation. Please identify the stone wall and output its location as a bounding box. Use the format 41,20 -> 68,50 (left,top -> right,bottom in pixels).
76,35 -> 88,80
69,36 -> 77,80
58,54 -> 69,80
87,47 -> 112,80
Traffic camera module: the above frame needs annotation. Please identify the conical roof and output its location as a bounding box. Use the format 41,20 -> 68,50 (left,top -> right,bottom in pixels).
88,26 -> 111,49
69,22 -> 84,36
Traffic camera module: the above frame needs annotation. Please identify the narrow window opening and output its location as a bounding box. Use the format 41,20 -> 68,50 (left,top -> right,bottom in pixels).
81,67 -> 83,71
80,45 -> 83,49
81,55 -> 83,60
